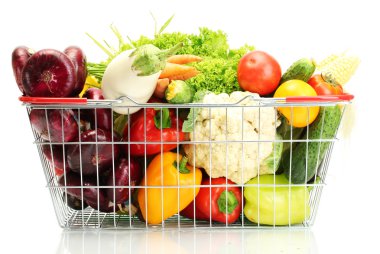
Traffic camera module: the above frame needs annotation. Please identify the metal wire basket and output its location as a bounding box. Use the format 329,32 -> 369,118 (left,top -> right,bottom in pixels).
20,94 -> 353,229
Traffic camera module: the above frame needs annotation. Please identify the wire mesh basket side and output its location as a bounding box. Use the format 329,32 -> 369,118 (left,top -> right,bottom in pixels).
23,98 -> 350,229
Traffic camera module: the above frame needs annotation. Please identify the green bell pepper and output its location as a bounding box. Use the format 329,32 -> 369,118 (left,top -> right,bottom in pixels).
244,174 -> 310,225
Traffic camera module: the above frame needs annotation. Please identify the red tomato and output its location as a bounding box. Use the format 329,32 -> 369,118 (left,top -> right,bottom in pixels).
237,50 -> 282,95
307,74 -> 343,95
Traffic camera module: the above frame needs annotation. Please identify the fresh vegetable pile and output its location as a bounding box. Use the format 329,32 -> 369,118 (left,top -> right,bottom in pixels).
14,17 -> 359,226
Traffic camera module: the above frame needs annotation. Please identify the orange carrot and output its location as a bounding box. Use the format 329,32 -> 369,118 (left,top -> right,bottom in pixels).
160,63 -> 199,80
167,54 -> 203,65
154,78 -> 170,99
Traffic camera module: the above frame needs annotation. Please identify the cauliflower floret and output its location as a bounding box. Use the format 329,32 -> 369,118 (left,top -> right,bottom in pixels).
184,91 -> 281,184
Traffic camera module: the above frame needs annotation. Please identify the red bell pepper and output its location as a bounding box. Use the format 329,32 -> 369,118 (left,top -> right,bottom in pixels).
181,177 -> 242,224
123,106 -> 185,156
180,200 -> 209,221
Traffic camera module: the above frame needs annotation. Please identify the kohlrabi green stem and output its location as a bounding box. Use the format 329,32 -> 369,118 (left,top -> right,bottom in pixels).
130,42 -> 183,76
158,42 -> 183,60
87,62 -> 107,82
109,24 -> 126,51
86,32 -> 114,58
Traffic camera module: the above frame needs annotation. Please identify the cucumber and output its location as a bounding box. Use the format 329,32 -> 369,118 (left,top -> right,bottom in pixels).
283,106 -> 342,183
280,58 -> 316,84
276,117 -> 304,174
259,134 -> 283,174
276,116 -> 304,155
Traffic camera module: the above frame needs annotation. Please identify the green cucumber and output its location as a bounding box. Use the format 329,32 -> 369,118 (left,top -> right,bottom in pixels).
283,106 -> 342,183
259,134 -> 283,174
276,116 -> 305,155
280,58 -> 316,84
276,117 -> 304,174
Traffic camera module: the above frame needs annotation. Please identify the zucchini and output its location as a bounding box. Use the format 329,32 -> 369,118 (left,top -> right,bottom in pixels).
283,105 -> 342,183
280,58 -> 316,84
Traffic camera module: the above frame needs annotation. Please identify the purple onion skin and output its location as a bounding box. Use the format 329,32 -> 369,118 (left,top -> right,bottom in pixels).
83,88 -> 104,100
64,46 -> 87,96
29,109 -> 79,142
58,172 -> 109,209
82,88 -> 112,131
67,129 -> 120,176
62,192 -> 88,210
86,200 -> 119,213
22,49 -> 76,97
106,157 -> 142,204
12,46 -> 33,94
42,144 -> 68,172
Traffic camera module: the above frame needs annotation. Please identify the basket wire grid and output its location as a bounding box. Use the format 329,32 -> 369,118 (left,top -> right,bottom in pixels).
22,95 -> 350,229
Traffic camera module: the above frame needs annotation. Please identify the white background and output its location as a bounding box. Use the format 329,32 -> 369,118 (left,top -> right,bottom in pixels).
0,0 -> 378,253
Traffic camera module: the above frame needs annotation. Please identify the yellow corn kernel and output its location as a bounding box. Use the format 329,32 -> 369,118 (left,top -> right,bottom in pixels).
317,54 -> 339,70
317,52 -> 360,86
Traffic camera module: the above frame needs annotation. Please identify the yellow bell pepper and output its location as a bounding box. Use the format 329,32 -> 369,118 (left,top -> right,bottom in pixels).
79,75 -> 101,97
137,152 -> 202,224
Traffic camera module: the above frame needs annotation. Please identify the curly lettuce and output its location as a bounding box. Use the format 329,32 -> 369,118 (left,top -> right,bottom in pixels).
187,57 -> 241,95
133,28 -> 230,58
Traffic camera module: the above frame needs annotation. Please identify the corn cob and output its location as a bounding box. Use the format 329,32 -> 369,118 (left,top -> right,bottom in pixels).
317,52 -> 360,85
317,54 -> 340,69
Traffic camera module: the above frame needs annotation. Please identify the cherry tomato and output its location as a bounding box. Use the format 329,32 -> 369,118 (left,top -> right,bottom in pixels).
237,51 -> 281,96
274,80 -> 320,127
307,74 -> 343,95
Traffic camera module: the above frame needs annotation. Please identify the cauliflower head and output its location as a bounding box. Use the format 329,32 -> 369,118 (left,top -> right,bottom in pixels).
183,91 -> 281,184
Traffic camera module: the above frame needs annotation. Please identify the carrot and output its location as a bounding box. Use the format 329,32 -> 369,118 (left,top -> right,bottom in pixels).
160,63 -> 199,80
167,54 -> 203,65
154,78 -> 170,99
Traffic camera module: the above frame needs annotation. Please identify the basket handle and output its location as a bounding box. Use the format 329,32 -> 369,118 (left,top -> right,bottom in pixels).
19,93 -> 354,105
19,96 -> 88,104
285,93 -> 354,103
